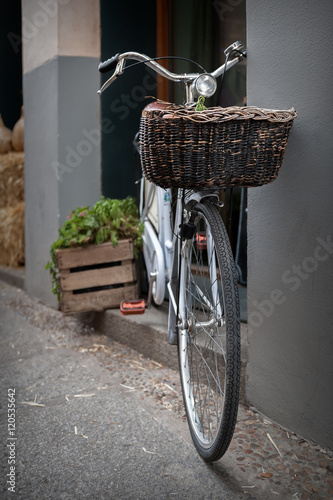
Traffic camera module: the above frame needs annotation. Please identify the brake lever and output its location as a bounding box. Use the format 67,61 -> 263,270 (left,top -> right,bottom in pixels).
224,41 -> 244,57
97,59 -> 125,95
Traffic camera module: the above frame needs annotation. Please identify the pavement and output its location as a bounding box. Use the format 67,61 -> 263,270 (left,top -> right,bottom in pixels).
0,270 -> 333,499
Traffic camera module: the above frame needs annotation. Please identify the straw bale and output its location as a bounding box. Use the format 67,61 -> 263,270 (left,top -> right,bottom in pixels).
0,202 -> 25,267
0,152 -> 24,208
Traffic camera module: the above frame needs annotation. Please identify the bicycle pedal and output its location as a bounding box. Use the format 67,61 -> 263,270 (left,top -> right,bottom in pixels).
196,232 -> 207,250
120,299 -> 146,315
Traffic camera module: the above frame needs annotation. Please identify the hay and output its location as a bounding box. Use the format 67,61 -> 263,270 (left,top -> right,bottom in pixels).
0,152 -> 24,208
0,202 -> 25,267
0,152 -> 25,266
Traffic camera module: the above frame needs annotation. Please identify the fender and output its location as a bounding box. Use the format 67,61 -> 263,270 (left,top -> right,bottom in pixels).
142,220 -> 165,305
184,190 -> 222,208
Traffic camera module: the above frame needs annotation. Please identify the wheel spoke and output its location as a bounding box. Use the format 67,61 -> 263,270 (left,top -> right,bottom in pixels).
186,337 -> 224,395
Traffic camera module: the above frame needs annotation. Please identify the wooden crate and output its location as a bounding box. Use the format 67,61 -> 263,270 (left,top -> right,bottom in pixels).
55,239 -> 138,314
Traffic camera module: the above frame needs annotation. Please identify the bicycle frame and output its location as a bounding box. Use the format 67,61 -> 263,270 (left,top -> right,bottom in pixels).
139,179 -> 173,305
138,169 -> 223,344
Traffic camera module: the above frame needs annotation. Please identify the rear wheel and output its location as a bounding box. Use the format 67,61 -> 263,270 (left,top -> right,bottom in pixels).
178,200 -> 240,462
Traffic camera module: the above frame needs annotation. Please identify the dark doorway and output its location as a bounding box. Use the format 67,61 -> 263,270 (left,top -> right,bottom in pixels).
0,1 -> 23,129
100,0 -> 156,200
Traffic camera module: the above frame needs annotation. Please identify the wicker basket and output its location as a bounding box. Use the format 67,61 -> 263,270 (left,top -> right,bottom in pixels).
139,104 -> 297,189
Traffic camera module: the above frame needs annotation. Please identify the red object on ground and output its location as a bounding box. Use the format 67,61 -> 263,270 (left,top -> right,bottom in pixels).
120,299 -> 146,315
196,232 -> 207,250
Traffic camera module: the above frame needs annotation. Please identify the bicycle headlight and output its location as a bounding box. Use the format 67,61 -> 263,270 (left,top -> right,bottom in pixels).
191,74 -> 217,98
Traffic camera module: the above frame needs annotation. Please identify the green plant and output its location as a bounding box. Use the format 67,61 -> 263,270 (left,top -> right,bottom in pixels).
195,96 -> 207,111
46,197 -> 143,299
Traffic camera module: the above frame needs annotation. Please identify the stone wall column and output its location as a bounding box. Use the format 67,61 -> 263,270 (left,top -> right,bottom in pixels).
22,0 -> 101,305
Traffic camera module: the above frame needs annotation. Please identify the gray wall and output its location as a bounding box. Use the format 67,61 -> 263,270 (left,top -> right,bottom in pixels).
246,0 -> 333,450
24,56 -> 101,306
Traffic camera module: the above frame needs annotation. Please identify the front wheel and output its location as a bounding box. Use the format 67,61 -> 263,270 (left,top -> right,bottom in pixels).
178,200 -> 240,462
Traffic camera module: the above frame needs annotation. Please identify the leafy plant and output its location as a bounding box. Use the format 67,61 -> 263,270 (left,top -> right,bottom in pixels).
46,197 -> 143,299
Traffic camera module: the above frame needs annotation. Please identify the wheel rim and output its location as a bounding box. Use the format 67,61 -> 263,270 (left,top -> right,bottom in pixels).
179,210 -> 228,449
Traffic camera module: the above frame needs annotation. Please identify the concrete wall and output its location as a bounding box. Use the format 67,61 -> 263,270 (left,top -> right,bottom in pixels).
22,0 -> 101,306
246,0 -> 333,450
22,0 -> 100,73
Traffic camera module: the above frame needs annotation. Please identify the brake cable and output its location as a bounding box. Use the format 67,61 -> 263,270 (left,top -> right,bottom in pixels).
122,56 -> 207,74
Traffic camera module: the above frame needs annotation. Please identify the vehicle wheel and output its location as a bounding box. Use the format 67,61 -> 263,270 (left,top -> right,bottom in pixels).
178,199 -> 240,462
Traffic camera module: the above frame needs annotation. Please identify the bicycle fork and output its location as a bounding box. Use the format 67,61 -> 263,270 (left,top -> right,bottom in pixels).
167,189 -> 223,344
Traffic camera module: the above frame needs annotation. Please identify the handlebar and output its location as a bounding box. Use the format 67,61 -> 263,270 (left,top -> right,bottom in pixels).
97,41 -> 246,101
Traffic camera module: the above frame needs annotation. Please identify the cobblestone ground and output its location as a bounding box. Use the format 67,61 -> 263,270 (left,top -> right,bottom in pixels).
2,281 -> 333,499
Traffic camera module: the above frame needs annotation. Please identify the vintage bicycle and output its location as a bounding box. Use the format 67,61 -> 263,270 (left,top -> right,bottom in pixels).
97,42 -> 296,461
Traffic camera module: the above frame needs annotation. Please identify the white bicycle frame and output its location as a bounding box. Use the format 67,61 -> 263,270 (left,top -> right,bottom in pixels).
139,178 -> 173,305
98,42 -> 246,336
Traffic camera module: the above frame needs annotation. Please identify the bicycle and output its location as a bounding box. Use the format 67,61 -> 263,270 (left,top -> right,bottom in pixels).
97,41 -> 246,462
97,42 -> 246,462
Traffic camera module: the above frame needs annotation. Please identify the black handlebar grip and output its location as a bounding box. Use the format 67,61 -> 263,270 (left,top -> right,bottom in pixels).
98,54 -> 120,73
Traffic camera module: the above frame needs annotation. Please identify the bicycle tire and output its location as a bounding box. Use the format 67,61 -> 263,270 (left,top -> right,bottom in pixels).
178,199 -> 240,462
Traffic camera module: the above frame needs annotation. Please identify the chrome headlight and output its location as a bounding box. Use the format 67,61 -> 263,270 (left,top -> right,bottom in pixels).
191,74 -> 217,98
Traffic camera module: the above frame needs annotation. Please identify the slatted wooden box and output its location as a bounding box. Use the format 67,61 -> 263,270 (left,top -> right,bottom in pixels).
55,239 -> 138,314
